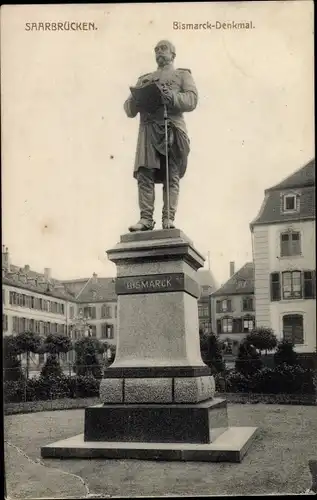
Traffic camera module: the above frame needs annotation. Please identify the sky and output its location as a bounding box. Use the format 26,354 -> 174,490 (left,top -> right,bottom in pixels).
1,1 -> 314,287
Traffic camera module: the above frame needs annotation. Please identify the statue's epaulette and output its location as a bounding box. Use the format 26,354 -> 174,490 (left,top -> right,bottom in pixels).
177,68 -> 191,74
139,72 -> 151,80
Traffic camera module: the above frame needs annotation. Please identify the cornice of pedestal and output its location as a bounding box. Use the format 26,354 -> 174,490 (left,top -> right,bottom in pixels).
106,229 -> 205,271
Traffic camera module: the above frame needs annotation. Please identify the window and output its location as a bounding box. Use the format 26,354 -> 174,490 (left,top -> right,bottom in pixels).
12,316 -> 19,333
83,306 -> 96,319
216,299 -> 232,313
87,325 -> 97,337
3,314 -> 8,331
198,305 -> 209,318
270,273 -> 281,301
242,296 -> 253,311
283,314 -> 304,344
101,304 -> 112,319
19,317 -> 26,333
282,194 -> 299,213
10,292 -> 15,305
237,280 -> 246,289
280,231 -> 301,257
282,271 -> 302,299
243,316 -> 254,333
303,271 -> 316,299
222,317 -> 233,333
35,321 -> 40,334
101,323 -> 114,339
232,318 -> 243,333
69,306 -> 74,319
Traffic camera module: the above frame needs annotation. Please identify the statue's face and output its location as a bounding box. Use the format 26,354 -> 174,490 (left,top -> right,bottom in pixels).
155,41 -> 174,67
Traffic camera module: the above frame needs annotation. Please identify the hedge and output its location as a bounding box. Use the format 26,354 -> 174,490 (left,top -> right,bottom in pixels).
218,364 -> 316,395
3,374 -> 100,403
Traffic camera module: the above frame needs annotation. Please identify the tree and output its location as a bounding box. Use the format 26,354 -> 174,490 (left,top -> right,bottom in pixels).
3,335 -> 24,381
235,340 -> 262,376
74,337 -> 104,379
15,331 -> 42,379
274,340 -> 298,367
39,333 -> 72,379
199,330 -> 225,374
43,333 -> 72,361
246,327 -> 277,355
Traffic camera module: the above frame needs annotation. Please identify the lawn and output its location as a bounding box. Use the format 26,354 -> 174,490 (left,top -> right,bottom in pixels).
4,404 -> 317,497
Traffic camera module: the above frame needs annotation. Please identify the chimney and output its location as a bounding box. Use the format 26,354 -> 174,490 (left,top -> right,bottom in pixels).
2,246 -> 10,271
230,261 -> 235,277
44,268 -> 51,281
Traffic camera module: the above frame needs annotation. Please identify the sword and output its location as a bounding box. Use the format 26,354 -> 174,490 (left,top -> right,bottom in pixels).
163,103 -> 170,229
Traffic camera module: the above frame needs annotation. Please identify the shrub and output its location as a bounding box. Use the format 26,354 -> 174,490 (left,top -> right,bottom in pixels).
235,340 -> 262,376
274,340 -> 298,366
72,375 -> 100,398
225,371 -> 251,393
200,331 -> 225,374
74,338 -> 104,379
251,364 -> 315,395
246,327 -> 277,355
4,380 -> 25,403
3,335 -> 25,382
40,355 -> 64,379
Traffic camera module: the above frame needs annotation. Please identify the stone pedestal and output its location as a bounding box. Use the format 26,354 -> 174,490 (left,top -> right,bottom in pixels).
41,229 -> 258,462
100,229 -> 216,408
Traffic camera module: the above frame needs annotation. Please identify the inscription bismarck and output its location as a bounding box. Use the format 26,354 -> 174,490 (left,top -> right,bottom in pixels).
116,273 -> 185,295
126,277 -> 172,290
115,272 -> 200,298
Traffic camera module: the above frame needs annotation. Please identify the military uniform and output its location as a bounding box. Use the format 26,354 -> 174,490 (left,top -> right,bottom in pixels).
124,62 -> 198,229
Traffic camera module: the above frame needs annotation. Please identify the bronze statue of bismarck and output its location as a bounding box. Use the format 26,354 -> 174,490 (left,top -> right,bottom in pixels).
124,40 -> 198,232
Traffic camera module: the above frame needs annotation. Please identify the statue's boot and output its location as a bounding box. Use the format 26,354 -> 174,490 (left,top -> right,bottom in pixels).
128,219 -> 155,232
162,219 -> 175,230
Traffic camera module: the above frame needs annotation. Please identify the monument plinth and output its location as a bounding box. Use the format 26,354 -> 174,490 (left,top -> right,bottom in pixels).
41,230 -> 258,462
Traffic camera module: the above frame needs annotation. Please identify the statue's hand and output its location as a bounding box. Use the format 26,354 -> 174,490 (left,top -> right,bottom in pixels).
161,84 -> 174,105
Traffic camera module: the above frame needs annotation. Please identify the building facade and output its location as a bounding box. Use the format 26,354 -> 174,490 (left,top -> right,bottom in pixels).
196,269 -> 218,333
250,159 -> 316,353
3,248 -> 215,368
211,262 -> 255,354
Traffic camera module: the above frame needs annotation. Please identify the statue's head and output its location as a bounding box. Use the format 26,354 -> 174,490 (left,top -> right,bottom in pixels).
154,40 -> 176,67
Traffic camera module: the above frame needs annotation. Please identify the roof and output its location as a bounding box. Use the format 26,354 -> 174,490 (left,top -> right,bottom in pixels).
63,277 -> 117,303
2,274 -> 76,301
251,159 -> 315,227
266,159 -> 315,192
211,262 -> 254,297
197,269 -> 218,287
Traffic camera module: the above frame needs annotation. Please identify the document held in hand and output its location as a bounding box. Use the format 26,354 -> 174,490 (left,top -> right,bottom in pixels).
130,81 -> 164,114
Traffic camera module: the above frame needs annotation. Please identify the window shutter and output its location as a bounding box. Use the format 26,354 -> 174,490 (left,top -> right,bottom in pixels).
227,299 -> 232,312
216,301 -> 221,313
303,271 -> 314,299
270,273 -> 280,301
216,319 -> 221,334
280,233 -> 289,257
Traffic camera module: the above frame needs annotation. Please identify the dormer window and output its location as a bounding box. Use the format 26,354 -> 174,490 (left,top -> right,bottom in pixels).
282,192 -> 300,213
237,280 -> 246,289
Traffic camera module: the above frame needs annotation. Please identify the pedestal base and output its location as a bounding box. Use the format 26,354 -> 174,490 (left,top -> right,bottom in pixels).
41,427 -> 258,463
84,398 -> 227,443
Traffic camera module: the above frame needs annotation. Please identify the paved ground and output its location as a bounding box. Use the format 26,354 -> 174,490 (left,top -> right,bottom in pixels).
4,404 -> 317,498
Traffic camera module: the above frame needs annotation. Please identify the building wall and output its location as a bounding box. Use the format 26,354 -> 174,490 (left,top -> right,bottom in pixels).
252,225 -> 270,327
3,284 -> 71,336
77,301 -> 117,344
268,219 -> 316,352
253,219 -> 316,352
211,293 -> 255,339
